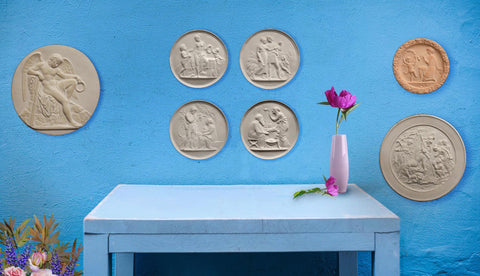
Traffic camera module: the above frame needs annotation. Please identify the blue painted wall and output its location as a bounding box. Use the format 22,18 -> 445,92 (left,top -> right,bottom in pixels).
1,0 -> 479,275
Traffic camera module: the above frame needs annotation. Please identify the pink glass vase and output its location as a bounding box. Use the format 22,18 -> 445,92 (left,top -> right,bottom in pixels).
330,134 -> 349,193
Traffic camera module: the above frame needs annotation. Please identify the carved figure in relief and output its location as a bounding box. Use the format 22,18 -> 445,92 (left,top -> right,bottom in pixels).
402,47 -> 441,84
418,48 -> 439,82
391,128 -> 454,188
178,104 -> 220,151
177,34 -> 224,79
178,44 -> 195,78
248,113 -> 276,148
199,117 -> 216,149
20,52 -> 90,129
184,107 -> 200,149
269,106 -> 290,148
403,50 -> 419,82
245,36 -> 291,81
247,105 -> 291,151
255,37 -> 268,77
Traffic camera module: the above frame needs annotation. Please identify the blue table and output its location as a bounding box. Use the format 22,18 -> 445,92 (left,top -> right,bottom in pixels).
84,184 -> 400,275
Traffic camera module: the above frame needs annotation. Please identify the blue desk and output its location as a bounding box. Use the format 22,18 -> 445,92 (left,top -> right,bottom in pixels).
84,184 -> 400,275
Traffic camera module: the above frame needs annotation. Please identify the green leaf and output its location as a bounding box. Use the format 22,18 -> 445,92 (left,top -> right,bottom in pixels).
293,190 -> 306,199
47,230 -> 60,245
345,103 -> 361,117
307,187 -> 322,193
18,219 -> 30,232
322,175 -> 328,182
17,229 -> 30,247
317,101 -> 330,105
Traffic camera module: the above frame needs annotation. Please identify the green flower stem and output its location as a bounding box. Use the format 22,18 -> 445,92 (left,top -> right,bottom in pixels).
335,108 -> 341,135
293,187 -> 334,199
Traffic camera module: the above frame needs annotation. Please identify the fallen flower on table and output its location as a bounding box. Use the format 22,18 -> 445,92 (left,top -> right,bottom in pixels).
293,176 -> 339,198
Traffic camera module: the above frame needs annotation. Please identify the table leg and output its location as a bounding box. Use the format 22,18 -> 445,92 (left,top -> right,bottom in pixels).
115,253 -> 134,276
84,234 -> 111,276
339,251 -> 357,276
373,232 -> 400,276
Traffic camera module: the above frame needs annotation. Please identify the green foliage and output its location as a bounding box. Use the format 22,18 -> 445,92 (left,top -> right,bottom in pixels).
0,217 -> 31,248
0,215 -> 83,275
293,187 -> 333,199
29,215 -> 83,274
338,103 -> 361,125
29,215 -> 60,252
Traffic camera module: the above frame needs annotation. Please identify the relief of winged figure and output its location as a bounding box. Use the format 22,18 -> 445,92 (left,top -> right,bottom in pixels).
20,52 -> 91,129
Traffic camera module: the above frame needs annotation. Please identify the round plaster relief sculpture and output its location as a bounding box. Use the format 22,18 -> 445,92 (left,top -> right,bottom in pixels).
240,100 -> 299,159
170,30 -> 228,88
11,45 -> 100,135
240,29 -> 300,89
170,100 -> 228,160
393,38 -> 450,94
380,115 -> 466,201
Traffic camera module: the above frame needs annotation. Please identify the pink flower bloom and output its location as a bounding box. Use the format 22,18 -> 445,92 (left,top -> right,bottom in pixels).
327,184 -> 339,196
3,266 -> 26,276
324,86 -> 338,108
335,90 -> 356,110
325,176 -> 338,196
29,252 -> 47,271
325,176 -> 336,187
31,269 -> 55,276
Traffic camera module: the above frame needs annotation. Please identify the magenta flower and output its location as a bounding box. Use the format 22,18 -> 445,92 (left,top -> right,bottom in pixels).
335,90 -> 356,110
324,87 -> 338,108
325,176 -> 336,188
318,86 -> 360,135
325,176 -> 339,196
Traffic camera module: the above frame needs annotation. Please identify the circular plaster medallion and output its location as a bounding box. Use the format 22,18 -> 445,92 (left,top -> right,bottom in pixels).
393,38 -> 450,94
11,45 -> 100,135
170,100 -> 228,160
239,29 -> 300,89
380,114 -> 466,201
169,30 -> 228,88
240,100 -> 299,159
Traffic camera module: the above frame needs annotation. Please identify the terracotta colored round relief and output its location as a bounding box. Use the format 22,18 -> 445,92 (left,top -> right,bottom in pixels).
393,38 -> 449,94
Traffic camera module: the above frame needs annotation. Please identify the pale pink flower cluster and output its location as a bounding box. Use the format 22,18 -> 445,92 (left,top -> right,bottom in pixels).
3,266 -> 26,276
31,269 -> 56,276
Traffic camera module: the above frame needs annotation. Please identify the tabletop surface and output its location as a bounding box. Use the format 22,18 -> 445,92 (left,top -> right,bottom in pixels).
84,184 -> 399,234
